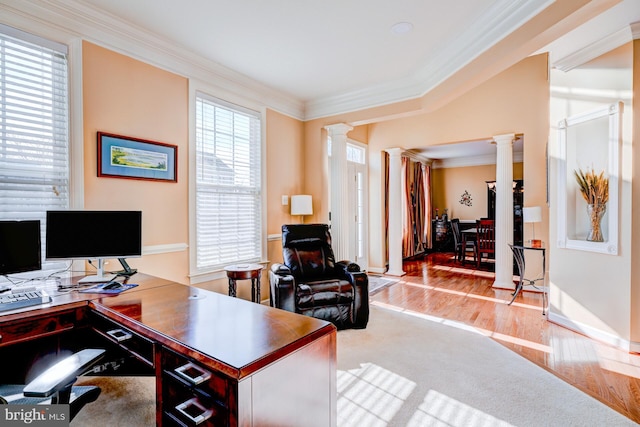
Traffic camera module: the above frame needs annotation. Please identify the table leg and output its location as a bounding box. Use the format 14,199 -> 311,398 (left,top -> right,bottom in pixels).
251,278 -> 256,303
542,251 -> 547,316
228,278 -> 237,297
508,246 -> 525,305
255,276 -> 261,303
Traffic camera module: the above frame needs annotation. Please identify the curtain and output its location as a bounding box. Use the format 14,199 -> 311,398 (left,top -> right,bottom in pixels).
384,152 -> 390,269
414,162 -> 426,253
401,157 -> 415,258
401,157 -> 431,258
424,164 -> 432,249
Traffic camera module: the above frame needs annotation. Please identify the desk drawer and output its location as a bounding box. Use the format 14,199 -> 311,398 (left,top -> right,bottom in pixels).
89,311 -> 155,368
0,309 -> 80,347
162,347 -> 232,426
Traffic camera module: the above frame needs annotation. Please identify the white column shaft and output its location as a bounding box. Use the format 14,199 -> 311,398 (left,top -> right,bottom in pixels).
493,134 -> 515,289
386,148 -> 406,276
325,123 -> 353,261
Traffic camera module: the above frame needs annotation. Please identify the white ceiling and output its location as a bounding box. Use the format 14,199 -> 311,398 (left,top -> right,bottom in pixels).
64,0 -> 634,120
79,0 -> 553,106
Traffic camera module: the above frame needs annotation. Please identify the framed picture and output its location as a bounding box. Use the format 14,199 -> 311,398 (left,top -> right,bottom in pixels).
98,132 -> 177,182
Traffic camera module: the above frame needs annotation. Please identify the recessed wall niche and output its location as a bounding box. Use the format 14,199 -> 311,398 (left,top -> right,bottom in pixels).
557,102 -> 622,254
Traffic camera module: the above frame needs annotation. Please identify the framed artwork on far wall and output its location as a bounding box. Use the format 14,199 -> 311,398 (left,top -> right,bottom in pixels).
97,132 -> 177,182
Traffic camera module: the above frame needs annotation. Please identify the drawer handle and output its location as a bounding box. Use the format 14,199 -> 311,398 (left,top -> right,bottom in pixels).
176,397 -> 213,425
106,328 -> 132,342
175,362 -> 211,385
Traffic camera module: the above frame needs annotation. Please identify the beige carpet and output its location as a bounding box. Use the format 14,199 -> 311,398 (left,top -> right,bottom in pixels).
71,304 -> 635,426
337,303 -> 635,426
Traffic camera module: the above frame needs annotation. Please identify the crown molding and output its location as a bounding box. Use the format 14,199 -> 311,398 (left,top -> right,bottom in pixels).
1,0 -> 305,120
552,25 -> 632,72
305,0 -> 553,120
631,21 -> 640,40
413,0 -> 553,96
432,151 -> 523,169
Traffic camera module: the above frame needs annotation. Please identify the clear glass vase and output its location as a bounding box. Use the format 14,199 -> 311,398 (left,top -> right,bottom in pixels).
586,203 -> 606,242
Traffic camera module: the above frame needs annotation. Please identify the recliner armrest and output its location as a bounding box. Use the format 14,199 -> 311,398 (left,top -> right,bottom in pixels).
269,264 -> 296,312
336,261 -> 361,273
271,263 -> 292,276
23,349 -> 105,398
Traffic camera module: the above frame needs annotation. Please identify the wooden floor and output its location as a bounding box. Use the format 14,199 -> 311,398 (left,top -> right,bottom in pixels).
371,252 -> 640,423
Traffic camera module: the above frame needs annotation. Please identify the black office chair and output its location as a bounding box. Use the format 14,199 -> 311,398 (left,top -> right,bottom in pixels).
0,349 -> 105,421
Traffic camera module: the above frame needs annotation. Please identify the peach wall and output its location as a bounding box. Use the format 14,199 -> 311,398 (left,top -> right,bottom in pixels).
548,47 -> 634,347
432,163 -> 523,221
266,109 -> 305,266
266,109 -> 305,233
82,41 -> 190,283
305,54 -> 549,271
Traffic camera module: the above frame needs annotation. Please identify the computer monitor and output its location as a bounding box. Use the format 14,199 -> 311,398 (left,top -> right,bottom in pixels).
45,210 -> 142,283
0,220 -> 42,276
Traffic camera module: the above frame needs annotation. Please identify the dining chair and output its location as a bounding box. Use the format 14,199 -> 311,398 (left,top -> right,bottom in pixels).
476,219 -> 495,268
450,218 -> 476,263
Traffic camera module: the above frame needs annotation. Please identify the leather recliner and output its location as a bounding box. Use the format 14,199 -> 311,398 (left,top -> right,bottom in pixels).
269,224 -> 369,329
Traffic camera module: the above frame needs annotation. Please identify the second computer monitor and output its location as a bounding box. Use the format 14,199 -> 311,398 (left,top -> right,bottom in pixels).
45,210 -> 142,283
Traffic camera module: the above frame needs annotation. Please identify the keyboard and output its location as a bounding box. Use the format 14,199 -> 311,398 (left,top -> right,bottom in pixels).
0,289 -> 51,312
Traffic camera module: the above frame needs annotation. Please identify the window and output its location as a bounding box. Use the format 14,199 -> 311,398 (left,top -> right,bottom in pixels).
0,24 -> 69,275
194,93 -> 262,272
328,136 -> 365,163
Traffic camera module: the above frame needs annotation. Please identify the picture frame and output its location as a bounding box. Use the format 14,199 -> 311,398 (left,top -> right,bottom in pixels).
97,132 -> 177,182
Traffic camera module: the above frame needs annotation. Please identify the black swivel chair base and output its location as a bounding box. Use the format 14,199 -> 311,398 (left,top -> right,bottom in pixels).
0,349 -> 105,421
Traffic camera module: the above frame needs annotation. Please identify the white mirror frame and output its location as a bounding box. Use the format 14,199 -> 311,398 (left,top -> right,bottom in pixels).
557,102 -> 622,255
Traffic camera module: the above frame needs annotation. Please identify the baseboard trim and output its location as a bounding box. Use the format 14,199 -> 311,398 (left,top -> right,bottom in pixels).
548,311 -> 640,353
142,243 -> 188,255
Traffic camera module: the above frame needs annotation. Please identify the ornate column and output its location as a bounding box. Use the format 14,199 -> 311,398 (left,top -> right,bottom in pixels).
493,133 -> 515,289
325,123 -> 353,261
385,148 -> 406,276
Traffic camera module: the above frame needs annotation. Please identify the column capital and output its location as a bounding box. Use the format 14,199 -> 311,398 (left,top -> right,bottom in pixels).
324,123 -> 353,137
384,147 -> 404,158
631,22 -> 640,40
492,133 -> 516,146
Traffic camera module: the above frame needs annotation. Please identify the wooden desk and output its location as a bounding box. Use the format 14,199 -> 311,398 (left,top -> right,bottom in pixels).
0,273 -> 337,426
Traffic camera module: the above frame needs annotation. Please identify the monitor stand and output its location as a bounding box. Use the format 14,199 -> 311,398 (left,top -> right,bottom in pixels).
77,259 -> 116,284
115,258 -> 137,277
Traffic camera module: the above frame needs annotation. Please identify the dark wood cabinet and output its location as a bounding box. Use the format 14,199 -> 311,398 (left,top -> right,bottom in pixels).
432,219 -> 453,252
486,180 -> 524,247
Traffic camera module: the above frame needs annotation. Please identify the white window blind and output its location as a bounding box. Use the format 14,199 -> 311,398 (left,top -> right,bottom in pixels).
195,93 -> 262,271
0,25 -> 69,276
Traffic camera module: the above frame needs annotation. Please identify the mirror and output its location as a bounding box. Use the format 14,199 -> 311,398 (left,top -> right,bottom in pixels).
557,102 -> 621,254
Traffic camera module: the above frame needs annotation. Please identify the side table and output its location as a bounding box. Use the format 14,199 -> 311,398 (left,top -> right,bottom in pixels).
224,264 -> 263,303
508,243 -> 547,315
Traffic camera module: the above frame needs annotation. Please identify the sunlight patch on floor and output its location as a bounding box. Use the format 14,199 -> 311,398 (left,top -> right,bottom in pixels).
407,389 -> 514,427
371,301 -> 552,354
337,362 -> 416,427
400,281 -> 544,312
476,328 -> 553,354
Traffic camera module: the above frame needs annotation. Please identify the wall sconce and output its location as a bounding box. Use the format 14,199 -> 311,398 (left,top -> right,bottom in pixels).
523,206 -> 542,247
291,195 -> 313,223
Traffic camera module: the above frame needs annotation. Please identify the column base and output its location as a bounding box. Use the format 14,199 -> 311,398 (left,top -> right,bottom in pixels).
492,280 -> 516,290
385,269 -> 406,277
